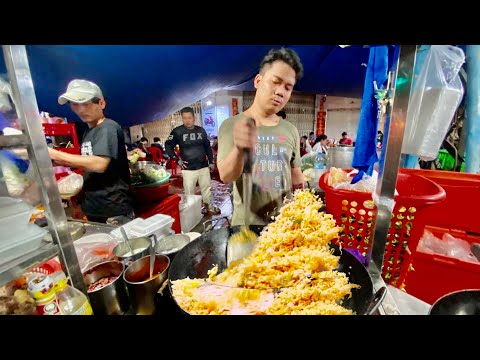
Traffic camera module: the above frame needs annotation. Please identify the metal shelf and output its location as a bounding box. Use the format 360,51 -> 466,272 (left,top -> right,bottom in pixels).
0,242 -> 59,287
0,134 -> 29,148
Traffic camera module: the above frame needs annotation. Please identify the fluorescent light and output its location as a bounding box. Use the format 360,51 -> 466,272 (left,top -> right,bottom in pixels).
206,100 -> 212,106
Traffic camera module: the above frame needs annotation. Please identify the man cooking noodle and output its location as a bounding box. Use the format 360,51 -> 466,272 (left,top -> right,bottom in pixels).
217,47 -> 304,226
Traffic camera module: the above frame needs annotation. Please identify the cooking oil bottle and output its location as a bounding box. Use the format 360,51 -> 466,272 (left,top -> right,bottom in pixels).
51,271 -> 93,315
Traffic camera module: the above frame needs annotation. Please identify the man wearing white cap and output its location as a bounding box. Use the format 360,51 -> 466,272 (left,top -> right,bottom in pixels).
48,79 -> 134,225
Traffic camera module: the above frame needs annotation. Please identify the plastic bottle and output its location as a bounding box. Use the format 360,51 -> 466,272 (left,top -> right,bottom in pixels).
51,271 -> 93,315
313,151 -> 327,189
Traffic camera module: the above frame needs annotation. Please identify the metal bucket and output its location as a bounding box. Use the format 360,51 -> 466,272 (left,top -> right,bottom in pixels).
328,146 -> 355,169
328,147 -> 382,169
83,260 -> 130,315
123,254 -> 170,315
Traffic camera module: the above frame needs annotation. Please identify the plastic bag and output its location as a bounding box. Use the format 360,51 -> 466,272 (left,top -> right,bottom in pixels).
57,172 -> 83,196
417,230 -> 478,263
0,150 -> 30,196
74,239 -> 119,273
402,45 -> 465,160
0,76 -> 13,113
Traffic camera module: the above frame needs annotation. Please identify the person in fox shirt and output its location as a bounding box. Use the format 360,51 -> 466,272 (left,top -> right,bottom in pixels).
165,107 -> 220,214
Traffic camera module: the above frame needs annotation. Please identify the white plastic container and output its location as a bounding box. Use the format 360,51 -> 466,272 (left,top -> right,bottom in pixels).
109,218 -> 145,240
0,224 -> 48,265
0,197 -> 34,232
179,195 -> 203,233
129,214 -> 174,240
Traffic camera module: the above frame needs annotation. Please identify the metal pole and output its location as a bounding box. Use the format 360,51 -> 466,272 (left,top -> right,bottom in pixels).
370,45 -> 417,272
2,45 -> 87,294
465,45 -> 480,174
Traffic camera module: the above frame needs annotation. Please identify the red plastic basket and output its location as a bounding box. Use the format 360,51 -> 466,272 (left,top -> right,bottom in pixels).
319,168 -> 446,288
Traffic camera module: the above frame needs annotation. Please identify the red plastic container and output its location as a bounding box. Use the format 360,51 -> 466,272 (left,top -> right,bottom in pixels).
319,168 -> 446,288
131,182 -> 171,204
134,194 -> 182,234
400,169 -> 480,304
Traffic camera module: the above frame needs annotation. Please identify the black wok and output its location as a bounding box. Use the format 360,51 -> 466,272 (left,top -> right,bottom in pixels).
429,289 -> 480,315
168,225 -> 386,315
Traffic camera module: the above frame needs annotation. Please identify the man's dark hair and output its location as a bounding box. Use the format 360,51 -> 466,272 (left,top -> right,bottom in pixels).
260,47 -> 304,82
153,137 -> 161,142
180,107 -> 195,117
342,132 -> 347,136
309,132 -> 314,136
140,136 -> 148,142
302,135 -> 308,140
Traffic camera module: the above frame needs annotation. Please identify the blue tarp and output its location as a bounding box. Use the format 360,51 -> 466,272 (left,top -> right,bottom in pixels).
2,45 -> 370,127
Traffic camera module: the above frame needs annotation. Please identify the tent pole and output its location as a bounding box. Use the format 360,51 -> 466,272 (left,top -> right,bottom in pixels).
465,45 -> 480,173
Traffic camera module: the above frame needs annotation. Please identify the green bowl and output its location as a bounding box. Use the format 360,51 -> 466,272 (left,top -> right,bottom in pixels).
133,172 -> 171,188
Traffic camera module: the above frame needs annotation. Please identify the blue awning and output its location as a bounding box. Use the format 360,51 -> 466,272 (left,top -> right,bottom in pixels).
2,45 -> 371,127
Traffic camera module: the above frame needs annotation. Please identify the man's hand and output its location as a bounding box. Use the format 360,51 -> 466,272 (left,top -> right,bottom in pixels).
48,147 -> 67,166
233,117 -> 257,151
177,159 -> 188,169
48,147 -> 59,161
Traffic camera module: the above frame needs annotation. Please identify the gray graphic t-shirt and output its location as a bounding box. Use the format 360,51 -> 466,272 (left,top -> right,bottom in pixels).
218,113 -> 301,225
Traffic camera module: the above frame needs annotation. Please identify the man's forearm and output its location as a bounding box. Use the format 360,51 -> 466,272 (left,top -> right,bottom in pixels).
217,146 -> 244,183
50,150 -> 109,173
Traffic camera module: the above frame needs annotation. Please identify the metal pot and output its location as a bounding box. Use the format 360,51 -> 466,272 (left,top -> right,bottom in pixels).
429,289 -> 480,315
83,260 -> 130,315
154,234 -> 190,262
123,254 -> 170,315
328,147 -> 382,169
168,225 -> 386,315
112,235 -> 155,265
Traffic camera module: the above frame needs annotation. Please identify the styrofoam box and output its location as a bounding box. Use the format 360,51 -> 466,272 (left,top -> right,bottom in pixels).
0,197 -> 34,234
130,214 -> 175,240
109,217 -> 145,240
179,195 -> 203,233
0,224 -> 48,266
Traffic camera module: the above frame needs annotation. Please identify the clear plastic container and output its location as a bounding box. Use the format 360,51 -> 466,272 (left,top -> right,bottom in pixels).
0,196 -> 34,230
0,224 -> 48,265
130,214 -> 174,239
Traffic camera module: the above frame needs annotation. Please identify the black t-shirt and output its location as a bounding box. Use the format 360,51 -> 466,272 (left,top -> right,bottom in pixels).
164,125 -> 213,170
80,119 -> 133,217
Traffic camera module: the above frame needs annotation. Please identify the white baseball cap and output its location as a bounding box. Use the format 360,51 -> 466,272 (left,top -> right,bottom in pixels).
58,79 -> 104,105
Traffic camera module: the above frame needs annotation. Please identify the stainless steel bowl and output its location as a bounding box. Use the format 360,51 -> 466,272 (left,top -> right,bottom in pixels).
132,161 -> 162,172
154,234 -> 190,262
83,260 -> 130,315
112,236 -> 152,265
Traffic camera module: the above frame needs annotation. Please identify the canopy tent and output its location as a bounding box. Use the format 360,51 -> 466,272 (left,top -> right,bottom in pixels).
1,45 -> 371,127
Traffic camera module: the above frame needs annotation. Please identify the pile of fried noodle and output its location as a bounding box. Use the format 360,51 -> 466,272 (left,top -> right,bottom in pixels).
171,189 -> 360,315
